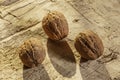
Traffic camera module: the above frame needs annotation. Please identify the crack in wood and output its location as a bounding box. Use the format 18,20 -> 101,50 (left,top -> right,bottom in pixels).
0,0 -> 19,6
0,21 -> 41,43
18,6 -> 36,17
3,1 -> 34,18
97,48 -> 118,63
17,0 -> 49,17
7,12 -> 20,20
0,15 -> 12,24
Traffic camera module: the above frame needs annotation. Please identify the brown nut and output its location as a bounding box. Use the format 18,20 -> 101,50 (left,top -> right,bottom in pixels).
18,38 -> 46,67
74,30 -> 104,60
42,11 -> 69,40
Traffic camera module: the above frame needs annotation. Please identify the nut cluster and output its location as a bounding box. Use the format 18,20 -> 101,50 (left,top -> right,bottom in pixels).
18,38 -> 46,67
42,11 -> 69,40
18,11 -> 104,67
74,30 -> 104,60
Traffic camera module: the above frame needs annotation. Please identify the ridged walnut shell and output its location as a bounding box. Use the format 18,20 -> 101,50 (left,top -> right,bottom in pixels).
42,11 -> 69,40
75,30 -> 104,60
18,38 -> 46,67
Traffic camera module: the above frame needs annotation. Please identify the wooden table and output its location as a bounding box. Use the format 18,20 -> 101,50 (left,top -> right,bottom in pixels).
0,0 -> 120,80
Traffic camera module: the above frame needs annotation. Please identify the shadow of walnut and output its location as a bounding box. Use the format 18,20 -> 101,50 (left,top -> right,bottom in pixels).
47,39 -> 76,78
23,64 -> 50,80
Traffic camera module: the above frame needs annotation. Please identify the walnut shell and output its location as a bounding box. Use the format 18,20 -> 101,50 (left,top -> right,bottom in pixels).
42,11 -> 69,40
18,38 -> 46,67
74,30 -> 104,60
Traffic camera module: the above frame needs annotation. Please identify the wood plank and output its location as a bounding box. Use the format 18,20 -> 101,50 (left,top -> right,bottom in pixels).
0,0 -> 120,80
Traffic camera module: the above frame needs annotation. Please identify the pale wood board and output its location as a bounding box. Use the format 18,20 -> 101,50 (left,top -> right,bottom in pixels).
0,0 -> 120,80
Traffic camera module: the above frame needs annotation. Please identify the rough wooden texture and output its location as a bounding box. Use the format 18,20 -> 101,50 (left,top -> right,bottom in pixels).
0,0 -> 120,80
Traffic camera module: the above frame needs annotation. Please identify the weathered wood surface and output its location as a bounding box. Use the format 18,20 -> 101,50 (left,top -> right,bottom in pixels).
0,0 -> 120,80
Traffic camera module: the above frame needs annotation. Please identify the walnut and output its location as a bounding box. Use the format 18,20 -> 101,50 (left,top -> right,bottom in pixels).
42,11 -> 69,40
18,38 -> 46,67
74,30 -> 104,60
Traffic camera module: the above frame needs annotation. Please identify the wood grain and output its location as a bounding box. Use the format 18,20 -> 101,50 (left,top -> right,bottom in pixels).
0,0 -> 120,80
